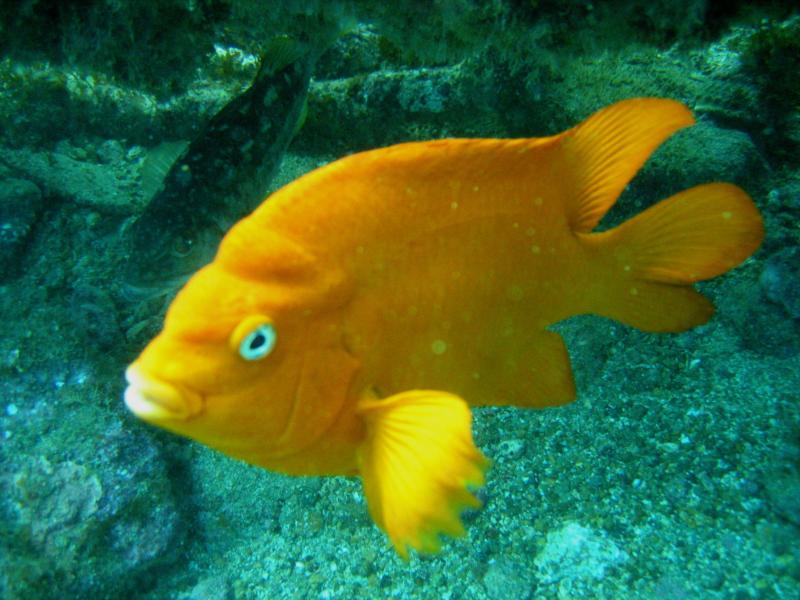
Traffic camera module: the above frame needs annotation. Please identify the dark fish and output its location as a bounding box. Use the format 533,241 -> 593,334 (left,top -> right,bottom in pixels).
124,42 -> 314,289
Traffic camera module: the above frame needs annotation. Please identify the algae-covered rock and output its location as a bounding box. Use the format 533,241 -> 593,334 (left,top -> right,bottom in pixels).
741,14 -> 800,159
0,143 -> 143,214
0,178 -> 41,280
483,557 -> 534,600
534,522 -> 629,586
616,119 -> 763,221
761,247 -> 800,320
0,420 -> 182,599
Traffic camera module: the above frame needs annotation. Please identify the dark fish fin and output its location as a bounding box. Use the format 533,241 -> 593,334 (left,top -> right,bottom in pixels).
475,330 -> 576,408
556,98 -> 695,233
581,183 -> 764,332
259,20 -> 344,77
138,140 -> 190,204
259,36 -> 312,76
293,95 -> 308,136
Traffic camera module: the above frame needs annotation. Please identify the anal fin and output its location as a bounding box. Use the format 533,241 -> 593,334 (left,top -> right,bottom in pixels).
357,390 -> 489,558
480,330 -> 577,408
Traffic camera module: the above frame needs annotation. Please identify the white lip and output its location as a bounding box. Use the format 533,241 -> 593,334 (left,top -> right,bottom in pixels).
124,365 -> 198,421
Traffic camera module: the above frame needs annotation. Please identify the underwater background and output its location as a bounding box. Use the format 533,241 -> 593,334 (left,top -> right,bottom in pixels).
0,1 -> 798,598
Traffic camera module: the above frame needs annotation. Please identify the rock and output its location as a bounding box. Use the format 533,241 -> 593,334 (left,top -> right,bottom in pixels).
483,558 -> 533,600
69,285 -> 123,351
303,61 -> 497,153
496,438 -> 525,460
0,178 -> 42,279
667,122 -> 760,185
0,143 -> 143,215
765,470 -> 800,527
0,421 -> 183,598
182,576 -> 233,600
315,25 -> 384,80
623,121 -> 762,221
534,522 -> 629,585
767,181 -> 800,213
760,247 -> 800,320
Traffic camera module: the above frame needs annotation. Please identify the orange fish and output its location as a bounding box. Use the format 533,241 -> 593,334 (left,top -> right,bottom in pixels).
124,98 -> 763,557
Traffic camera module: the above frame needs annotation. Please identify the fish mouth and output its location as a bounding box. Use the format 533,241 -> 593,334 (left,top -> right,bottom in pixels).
124,365 -> 203,421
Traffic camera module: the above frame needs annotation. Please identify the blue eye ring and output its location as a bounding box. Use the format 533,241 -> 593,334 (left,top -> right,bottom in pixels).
239,323 -> 276,361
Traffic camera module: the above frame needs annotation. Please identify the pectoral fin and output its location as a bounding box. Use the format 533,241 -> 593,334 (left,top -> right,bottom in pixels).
357,390 -> 489,559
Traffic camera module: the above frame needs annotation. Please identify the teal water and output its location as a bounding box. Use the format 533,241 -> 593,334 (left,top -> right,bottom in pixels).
0,2 -> 798,599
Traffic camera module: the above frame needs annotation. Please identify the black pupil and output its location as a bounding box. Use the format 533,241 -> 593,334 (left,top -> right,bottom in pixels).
250,332 -> 266,349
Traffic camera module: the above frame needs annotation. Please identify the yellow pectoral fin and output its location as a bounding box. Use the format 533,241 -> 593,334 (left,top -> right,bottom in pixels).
357,390 -> 490,559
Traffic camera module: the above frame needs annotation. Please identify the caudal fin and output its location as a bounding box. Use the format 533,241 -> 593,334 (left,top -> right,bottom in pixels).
585,183 -> 764,332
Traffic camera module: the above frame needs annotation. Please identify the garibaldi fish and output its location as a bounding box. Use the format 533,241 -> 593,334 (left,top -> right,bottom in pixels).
125,98 -> 764,557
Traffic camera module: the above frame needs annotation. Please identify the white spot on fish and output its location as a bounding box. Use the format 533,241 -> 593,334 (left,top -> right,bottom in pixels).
263,88 -> 278,106
431,339 -> 447,355
451,201 -> 459,210
533,197 -> 543,206
473,185 -> 480,192
722,211 -> 732,220
506,285 -> 524,301
630,287 -> 639,296
530,245 -> 541,254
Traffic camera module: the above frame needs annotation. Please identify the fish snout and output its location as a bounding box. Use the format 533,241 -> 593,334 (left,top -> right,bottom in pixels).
124,365 -> 202,421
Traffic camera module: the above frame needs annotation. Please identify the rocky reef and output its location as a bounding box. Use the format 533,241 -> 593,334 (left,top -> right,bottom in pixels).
0,1 -> 798,598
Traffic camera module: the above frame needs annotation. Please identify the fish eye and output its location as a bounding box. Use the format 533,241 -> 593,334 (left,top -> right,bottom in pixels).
239,324 -> 276,360
230,315 -> 276,361
171,234 -> 194,257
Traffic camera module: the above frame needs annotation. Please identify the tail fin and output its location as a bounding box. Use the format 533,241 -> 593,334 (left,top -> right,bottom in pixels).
584,183 -> 764,332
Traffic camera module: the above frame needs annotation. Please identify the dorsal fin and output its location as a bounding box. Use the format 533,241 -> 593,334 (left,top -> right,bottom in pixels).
138,140 -> 190,204
556,98 -> 695,233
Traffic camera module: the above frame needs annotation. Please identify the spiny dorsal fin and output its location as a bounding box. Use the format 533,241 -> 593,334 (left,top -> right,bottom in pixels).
557,98 -> 695,233
139,140 -> 190,204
